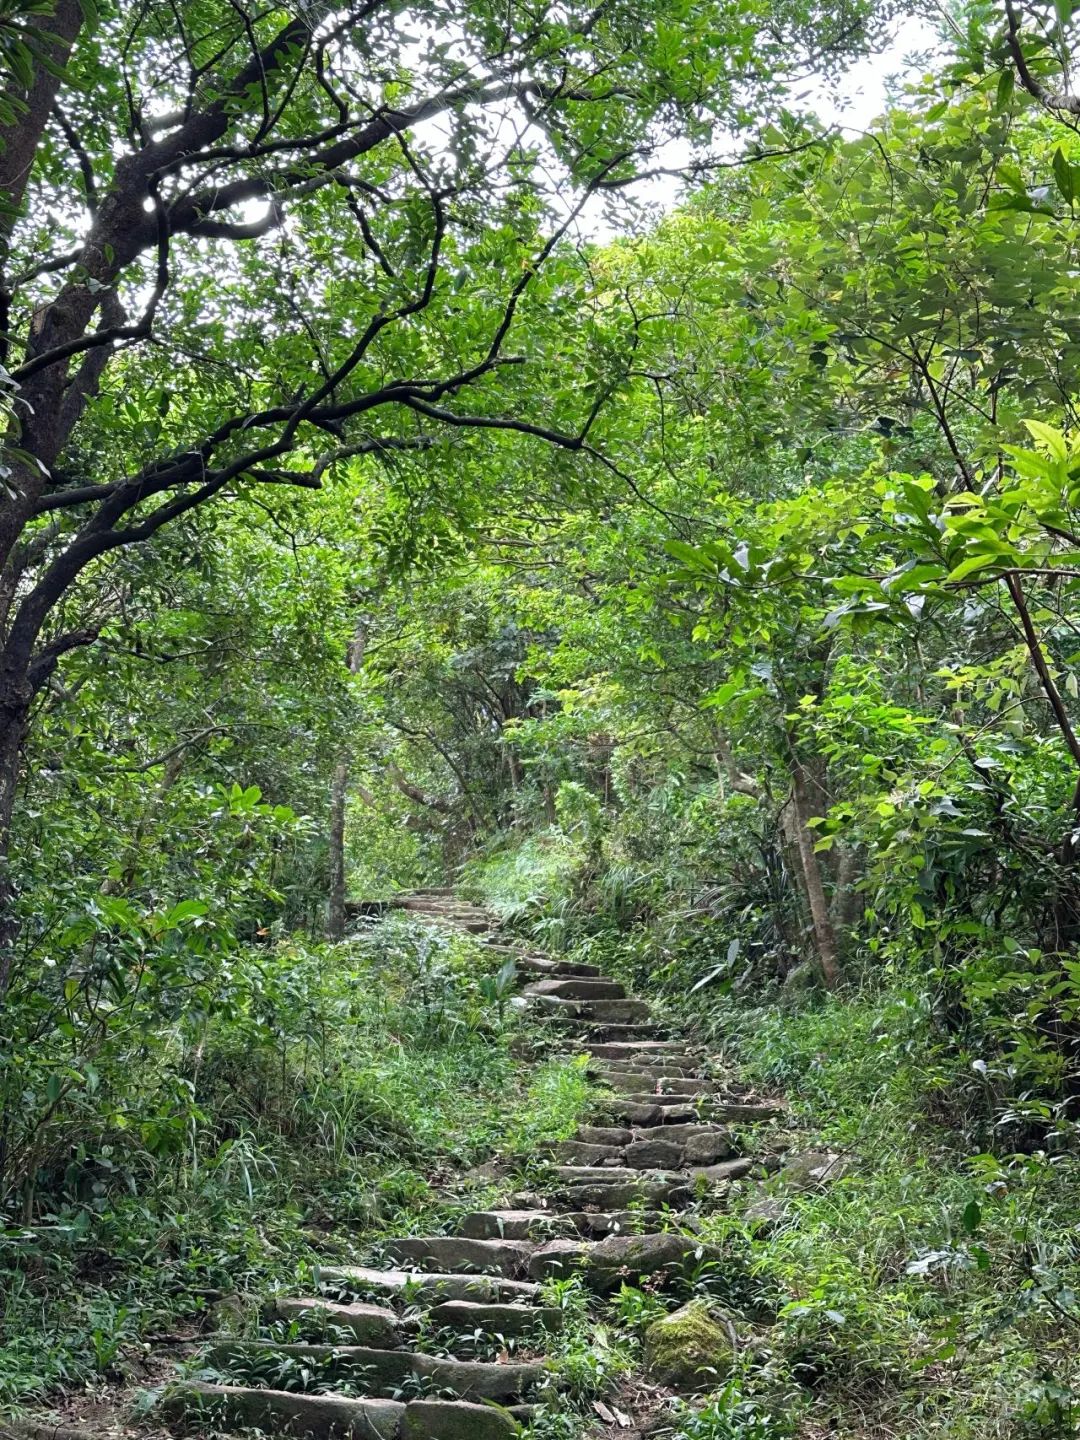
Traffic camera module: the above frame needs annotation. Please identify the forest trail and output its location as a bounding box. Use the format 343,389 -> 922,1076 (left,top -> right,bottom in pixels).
137,896 -> 802,1440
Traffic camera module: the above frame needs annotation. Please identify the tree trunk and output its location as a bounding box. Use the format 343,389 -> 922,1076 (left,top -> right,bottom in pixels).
327,756 -> 349,942
0,648 -> 35,1003
789,755 -> 841,988
830,842 -> 865,959
326,624 -> 366,941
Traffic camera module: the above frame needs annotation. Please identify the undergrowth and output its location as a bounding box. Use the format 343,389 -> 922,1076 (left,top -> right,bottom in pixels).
0,916 -> 593,1413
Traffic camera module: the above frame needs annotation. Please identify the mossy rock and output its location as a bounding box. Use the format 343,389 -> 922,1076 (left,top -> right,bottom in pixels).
643,1300 -> 735,1392
781,961 -> 818,994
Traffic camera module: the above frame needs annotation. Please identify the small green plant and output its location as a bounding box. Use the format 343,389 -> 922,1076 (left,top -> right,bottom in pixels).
654,1379 -> 799,1439
609,1283 -> 669,1333
478,957 -> 519,1023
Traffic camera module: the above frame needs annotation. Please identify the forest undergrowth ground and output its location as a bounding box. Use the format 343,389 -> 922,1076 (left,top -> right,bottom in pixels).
0,915 -> 595,1433
4,908 -> 1080,1440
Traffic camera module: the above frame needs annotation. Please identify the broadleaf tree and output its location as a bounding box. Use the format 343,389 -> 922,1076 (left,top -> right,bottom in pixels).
0,0 -> 893,988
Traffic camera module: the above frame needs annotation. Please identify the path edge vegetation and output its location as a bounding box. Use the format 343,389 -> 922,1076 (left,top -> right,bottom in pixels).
6,0 -> 1080,1436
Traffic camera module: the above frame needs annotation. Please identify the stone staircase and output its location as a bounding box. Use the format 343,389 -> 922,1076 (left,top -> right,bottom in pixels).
161,892 -> 788,1439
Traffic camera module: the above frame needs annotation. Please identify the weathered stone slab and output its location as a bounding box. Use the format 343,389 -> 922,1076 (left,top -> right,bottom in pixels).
711,1101 -> 784,1123
524,978 -> 627,1001
577,1126 -> 634,1146
427,1300 -> 565,1335
686,1158 -> 756,1185
459,1210 -> 574,1241
206,1343 -> 542,1401
553,1165 -> 685,1185
318,1266 -> 539,1304
161,1382 -> 403,1438
384,1237 -> 533,1276
272,1298 -> 401,1346
557,1180 -> 690,1209
620,1090 -> 710,1107
401,1398 -> 520,1439
586,1233 -> 714,1292
552,1140 -> 623,1165
683,1130 -> 735,1164
563,1210 -> 673,1236
608,1101 -> 700,1126
526,1239 -> 589,1279
585,1041 -> 687,1059
775,1150 -> 851,1190
624,1138 -> 684,1169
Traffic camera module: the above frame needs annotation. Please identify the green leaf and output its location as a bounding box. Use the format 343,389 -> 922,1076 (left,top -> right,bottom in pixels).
703,673 -> 747,710
1053,147 -> 1075,204
1023,419 -> 1069,460
164,899 -> 210,927
946,553 -> 1000,583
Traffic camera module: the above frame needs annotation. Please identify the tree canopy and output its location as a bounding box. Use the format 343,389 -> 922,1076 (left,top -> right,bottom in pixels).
13,0 -> 1080,1433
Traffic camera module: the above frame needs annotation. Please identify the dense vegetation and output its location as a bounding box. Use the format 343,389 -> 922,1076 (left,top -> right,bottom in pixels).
8,0 -> 1080,1434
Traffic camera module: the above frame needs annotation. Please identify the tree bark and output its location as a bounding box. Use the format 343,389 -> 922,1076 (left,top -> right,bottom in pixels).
327,624 -> 366,941
788,753 -> 841,988
0,695 -> 30,1004
0,0 -> 85,242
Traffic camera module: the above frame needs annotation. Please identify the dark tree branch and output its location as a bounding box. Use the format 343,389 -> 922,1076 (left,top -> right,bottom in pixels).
1005,0 -> 1080,113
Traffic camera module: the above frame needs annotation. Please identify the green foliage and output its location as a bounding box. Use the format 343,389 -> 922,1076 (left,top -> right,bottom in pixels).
0,916 -> 593,1407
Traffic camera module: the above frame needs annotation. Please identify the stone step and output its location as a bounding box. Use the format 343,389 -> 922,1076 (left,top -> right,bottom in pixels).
207,1340 -> 545,1401
577,1125 -> 634,1146
584,1041 -> 687,1060
458,1209 -> 576,1241
618,1089 -> 716,1107
527,1238 -> 590,1280
162,1382 -> 519,1438
687,1157 -> 757,1184
713,1101 -> 785,1122
605,1100 -> 704,1126
633,1130 -> 733,1166
527,1232 -> 716,1291
523,978 -> 628,1001
562,1209 -> 679,1236
596,1057 -> 702,1076
515,954 -> 558,974
566,1021 -> 668,1042
599,1081 -> 717,1104
404,900 -> 491,916
535,997 -> 652,1023
384,1236 -> 533,1277
640,1121 -> 732,1146
318,1265 -> 540,1305
426,1299 -> 565,1336
552,1140 -> 624,1165
162,1382 -> 403,1438
585,1232 -> 715,1292
556,1179 -> 691,1209
553,1164 -> 686,1186
596,1071 -> 714,1088
610,1097 -> 782,1124
272,1298 -> 402,1345
559,1126 -> 733,1169
401,1398 -> 520,1438
624,1137 -> 693,1169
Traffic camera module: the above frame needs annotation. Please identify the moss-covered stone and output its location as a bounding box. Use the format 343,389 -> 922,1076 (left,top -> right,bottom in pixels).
643,1300 -> 735,1392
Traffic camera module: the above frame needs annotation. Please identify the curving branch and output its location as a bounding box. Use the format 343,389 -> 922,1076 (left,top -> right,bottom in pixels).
1004,0 -> 1080,113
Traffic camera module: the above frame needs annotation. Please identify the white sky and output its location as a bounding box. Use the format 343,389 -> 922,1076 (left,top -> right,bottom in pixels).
565,13 -> 943,237
811,13 -> 943,128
